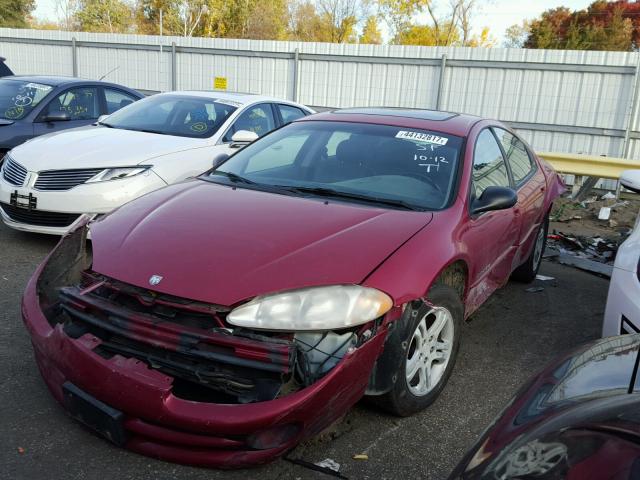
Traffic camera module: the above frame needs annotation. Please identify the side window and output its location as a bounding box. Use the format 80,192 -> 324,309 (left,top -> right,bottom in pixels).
45,87 -> 99,120
472,129 -> 511,198
104,88 -> 138,114
244,133 -> 310,173
223,104 -> 276,142
493,128 -> 535,186
278,104 -> 306,124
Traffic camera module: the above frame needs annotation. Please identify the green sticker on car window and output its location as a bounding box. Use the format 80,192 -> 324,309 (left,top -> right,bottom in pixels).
5,106 -> 24,119
190,122 -> 208,133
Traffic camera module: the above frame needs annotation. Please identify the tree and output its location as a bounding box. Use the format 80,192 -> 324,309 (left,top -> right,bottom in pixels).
522,1 -> 638,51
55,0 -> 79,30
317,0 -> 367,43
135,0 -> 182,35
288,1 -> 326,41
0,0 -> 35,28
394,21 -> 459,45
379,0 -> 486,46
75,0 -> 134,33
503,20 -> 530,48
360,15 -> 382,44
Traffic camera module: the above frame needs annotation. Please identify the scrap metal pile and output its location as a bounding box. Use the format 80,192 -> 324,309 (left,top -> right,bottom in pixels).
546,194 -> 638,276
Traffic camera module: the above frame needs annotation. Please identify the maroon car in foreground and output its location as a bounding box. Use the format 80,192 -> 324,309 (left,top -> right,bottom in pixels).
449,334 -> 640,479
22,108 -> 564,467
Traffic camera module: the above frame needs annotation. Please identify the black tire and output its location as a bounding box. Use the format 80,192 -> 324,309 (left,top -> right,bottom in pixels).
511,214 -> 549,283
373,285 -> 463,417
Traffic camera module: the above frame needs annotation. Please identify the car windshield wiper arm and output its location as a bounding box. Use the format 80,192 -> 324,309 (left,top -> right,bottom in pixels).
98,121 -> 113,128
275,185 -> 422,211
209,170 -> 258,185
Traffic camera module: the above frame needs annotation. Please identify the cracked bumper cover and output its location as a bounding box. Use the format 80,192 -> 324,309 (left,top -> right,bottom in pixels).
22,251 -> 387,468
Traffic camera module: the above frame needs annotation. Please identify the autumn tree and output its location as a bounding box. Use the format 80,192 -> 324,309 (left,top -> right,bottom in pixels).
316,0 -> 368,43
288,1 -> 326,41
75,0 -> 134,33
519,1 -> 639,51
360,15 -> 382,44
379,0 -> 490,46
135,0 -> 182,35
0,0 -> 35,28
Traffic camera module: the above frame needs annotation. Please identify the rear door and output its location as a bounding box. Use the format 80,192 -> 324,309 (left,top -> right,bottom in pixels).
493,127 -> 546,266
102,87 -> 139,115
33,85 -> 100,136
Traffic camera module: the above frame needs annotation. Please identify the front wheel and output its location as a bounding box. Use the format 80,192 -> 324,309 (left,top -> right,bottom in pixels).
374,285 -> 462,417
511,215 -> 549,283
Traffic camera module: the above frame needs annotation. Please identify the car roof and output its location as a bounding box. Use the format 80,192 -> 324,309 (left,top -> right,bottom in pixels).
298,107 -> 484,137
1,75 -> 133,88
161,90 -> 295,106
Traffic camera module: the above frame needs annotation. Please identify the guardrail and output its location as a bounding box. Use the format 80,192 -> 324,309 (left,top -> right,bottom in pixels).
538,152 -> 640,179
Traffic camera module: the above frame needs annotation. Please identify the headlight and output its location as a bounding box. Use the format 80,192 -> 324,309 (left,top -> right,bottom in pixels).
86,166 -> 150,183
227,285 -> 393,331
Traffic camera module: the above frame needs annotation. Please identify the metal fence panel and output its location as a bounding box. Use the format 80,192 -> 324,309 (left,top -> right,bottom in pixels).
0,26 -> 638,190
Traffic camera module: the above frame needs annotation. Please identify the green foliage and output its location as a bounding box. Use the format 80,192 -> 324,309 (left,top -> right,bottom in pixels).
0,0 -> 35,28
394,22 -> 458,46
76,0 -> 134,33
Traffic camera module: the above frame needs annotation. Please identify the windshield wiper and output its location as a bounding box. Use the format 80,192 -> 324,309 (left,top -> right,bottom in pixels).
98,121 -> 113,128
274,185 -> 423,211
209,170 -> 258,185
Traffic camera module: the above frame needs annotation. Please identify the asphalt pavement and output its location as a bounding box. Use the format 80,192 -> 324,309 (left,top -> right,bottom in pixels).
0,221 -> 607,480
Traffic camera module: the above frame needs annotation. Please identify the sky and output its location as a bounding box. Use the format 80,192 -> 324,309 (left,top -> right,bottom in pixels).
32,0 -> 595,44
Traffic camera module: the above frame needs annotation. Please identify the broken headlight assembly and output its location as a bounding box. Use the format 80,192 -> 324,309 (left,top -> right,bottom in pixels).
227,285 -> 393,331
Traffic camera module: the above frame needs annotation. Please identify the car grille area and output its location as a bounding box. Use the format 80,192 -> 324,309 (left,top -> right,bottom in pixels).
0,202 -> 80,227
54,272 -> 297,405
34,168 -> 103,191
2,157 -> 27,186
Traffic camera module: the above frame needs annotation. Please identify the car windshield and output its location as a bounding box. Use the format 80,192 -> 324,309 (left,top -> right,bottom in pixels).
101,94 -> 238,138
209,121 -> 463,211
0,79 -> 53,120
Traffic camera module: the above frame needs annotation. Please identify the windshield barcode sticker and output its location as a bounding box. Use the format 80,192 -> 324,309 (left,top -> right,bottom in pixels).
396,131 -> 448,145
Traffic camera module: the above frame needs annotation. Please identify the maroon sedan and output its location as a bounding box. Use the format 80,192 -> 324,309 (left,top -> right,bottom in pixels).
22,108 -> 564,468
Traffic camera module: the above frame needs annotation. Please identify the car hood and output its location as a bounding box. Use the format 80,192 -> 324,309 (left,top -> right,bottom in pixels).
11,126 -> 204,171
450,334 -> 640,479
90,180 -> 432,306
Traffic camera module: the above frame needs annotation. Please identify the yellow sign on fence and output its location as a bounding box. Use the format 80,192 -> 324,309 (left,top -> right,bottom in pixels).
214,77 -> 228,90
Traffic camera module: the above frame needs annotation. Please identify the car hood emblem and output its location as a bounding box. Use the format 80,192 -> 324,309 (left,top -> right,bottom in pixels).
148,275 -> 163,286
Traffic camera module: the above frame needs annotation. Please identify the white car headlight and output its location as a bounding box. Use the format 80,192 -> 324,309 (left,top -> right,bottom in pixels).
227,285 -> 393,331
86,166 -> 150,183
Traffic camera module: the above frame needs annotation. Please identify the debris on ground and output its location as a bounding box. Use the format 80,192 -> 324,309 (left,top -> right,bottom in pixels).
17,447 -> 25,454
525,286 -> 545,293
547,194 -> 638,276
316,459 -> 341,472
535,274 -> 555,281
352,454 -> 369,461
284,456 -> 348,479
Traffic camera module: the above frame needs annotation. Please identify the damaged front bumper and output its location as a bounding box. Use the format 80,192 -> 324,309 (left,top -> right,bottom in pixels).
22,227 -> 389,468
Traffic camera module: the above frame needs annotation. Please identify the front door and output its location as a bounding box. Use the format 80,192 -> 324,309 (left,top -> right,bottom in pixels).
463,128 -> 519,310
33,86 -> 100,136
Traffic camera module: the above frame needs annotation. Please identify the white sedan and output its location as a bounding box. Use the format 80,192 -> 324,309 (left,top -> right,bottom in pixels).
0,91 -> 313,234
603,170 -> 640,336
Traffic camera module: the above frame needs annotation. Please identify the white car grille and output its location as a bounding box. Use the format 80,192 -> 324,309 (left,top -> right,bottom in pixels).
2,157 -> 28,186
34,168 -> 104,191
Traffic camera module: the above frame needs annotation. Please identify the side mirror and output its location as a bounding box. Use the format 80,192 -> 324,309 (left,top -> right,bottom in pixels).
230,130 -> 259,148
471,186 -> 517,215
96,114 -> 110,125
620,169 -> 640,194
212,152 -> 230,169
42,111 -> 71,122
